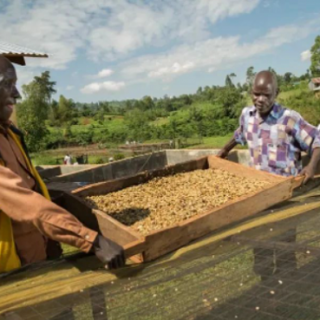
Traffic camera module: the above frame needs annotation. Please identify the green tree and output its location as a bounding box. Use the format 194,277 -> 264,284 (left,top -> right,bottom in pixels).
48,99 -> 59,125
196,86 -> 203,96
284,72 -> 293,84
310,35 -> 320,77
82,104 -> 93,117
16,81 -> 49,151
100,101 -> 110,113
94,109 -> 105,123
34,71 -> 56,104
141,96 -> 155,111
246,66 -> 255,85
124,108 -> 151,141
57,95 -> 76,125
217,87 -> 244,118
225,73 -> 236,88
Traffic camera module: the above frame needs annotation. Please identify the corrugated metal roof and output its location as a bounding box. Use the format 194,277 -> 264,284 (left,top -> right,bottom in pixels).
0,40 -> 48,58
311,78 -> 320,84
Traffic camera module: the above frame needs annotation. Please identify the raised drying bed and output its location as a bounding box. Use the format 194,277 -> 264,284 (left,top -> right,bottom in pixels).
72,156 -> 302,263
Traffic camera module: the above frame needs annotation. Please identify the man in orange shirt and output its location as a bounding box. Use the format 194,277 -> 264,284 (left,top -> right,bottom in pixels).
0,56 -> 125,271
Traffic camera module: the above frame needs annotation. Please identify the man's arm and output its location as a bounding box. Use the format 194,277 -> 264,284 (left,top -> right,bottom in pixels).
217,108 -> 247,158
300,148 -> 320,184
217,137 -> 238,158
290,111 -> 320,184
0,165 -> 125,268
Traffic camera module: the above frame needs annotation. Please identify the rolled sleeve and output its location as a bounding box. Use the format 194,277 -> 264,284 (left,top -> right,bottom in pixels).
291,112 -> 320,154
0,165 -> 98,253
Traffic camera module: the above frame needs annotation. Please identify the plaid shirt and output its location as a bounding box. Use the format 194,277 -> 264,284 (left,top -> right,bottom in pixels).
234,103 -> 320,177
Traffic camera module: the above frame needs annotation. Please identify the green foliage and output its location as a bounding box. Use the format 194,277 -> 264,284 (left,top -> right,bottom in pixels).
225,73 -> 236,88
16,74 -> 54,152
58,95 -> 77,124
33,71 -> 56,104
23,56 -> 320,156
279,89 -> 320,126
124,108 -> 152,141
92,128 -> 109,144
246,66 -> 255,90
42,129 -> 67,149
94,109 -> 105,124
75,130 -> 94,146
31,154 -> 60,166
114,153 -> 125,161
48,95 -> 78,126
310,35 -> 320,77
92,156 -> 105,164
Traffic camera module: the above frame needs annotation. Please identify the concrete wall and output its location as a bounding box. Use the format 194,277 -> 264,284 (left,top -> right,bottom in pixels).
47,149 -> 252,185
166,149 -> 251,166
166,149 -> 218,165
49,151 -> 167,183
44,148 -> 317,189
37,165 -> 98,180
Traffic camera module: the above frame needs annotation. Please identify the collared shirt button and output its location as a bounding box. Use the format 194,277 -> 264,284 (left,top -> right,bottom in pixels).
85,234 -> 90,240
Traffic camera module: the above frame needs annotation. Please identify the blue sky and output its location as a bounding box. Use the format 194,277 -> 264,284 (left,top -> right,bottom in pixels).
1,0 -> 319,102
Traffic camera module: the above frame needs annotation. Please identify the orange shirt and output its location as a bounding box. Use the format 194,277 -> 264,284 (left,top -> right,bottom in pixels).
0,131 -> 97,265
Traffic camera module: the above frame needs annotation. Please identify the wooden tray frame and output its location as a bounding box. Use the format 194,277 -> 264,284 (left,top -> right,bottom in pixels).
72,156 -> 302,263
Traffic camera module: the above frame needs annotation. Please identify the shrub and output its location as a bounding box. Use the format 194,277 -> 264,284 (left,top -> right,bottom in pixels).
114,153 -> 125,161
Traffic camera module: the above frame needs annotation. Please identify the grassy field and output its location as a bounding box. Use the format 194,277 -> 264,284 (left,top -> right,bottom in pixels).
31,134 -> 238,166
49,115 -> 126,136
188,134 -> 247,149
150,117 -> 169,126
34,83 -> 315,166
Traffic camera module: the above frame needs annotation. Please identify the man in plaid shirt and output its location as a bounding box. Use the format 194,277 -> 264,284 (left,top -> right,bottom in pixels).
218,70 -> 320,184
218,70 -> 320,279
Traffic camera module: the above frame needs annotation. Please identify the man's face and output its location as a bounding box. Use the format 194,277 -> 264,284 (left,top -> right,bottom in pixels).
0,67 -> 20,122
252,81 -> 277,116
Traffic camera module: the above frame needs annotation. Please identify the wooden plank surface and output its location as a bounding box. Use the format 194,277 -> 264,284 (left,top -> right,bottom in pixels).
72,156 -> 297,262
72,156 -> 208,197
1,193 -> 319,314
207,155 -> 285,183
93,209 -> 144,263
142,178 -> 295,261
124,239 -> 147,258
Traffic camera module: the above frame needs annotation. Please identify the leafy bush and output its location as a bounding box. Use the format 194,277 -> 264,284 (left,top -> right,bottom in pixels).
75,130 -> 94,146
114,153 -> 125,161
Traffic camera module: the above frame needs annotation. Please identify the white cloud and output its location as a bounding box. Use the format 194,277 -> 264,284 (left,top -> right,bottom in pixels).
120,19 -> 320,81
2,0 -> 318,91
148,62 -> 195,78
97,69 -> 114,78
15,66 -> 36,86
66,85 -> 74,91
81,81 -> 125,94
0,0 -> 260,69
301,50 -> 312,61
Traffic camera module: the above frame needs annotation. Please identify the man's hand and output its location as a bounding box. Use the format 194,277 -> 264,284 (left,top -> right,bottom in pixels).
92,235 -> 126,269
216,138 -> 238,159
300,164 -> 317,185
217,148 -> 229,159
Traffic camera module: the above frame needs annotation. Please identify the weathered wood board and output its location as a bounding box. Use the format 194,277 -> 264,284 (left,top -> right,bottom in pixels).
72,156 -> 302,262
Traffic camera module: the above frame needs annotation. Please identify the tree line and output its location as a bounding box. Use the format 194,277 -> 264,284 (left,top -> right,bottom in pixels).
16,35 -> 320,152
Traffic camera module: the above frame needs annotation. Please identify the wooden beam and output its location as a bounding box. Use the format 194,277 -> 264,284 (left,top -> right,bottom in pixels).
207,155 -> 286,183
5,56 -> 25,66
143,178 -> 294,261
